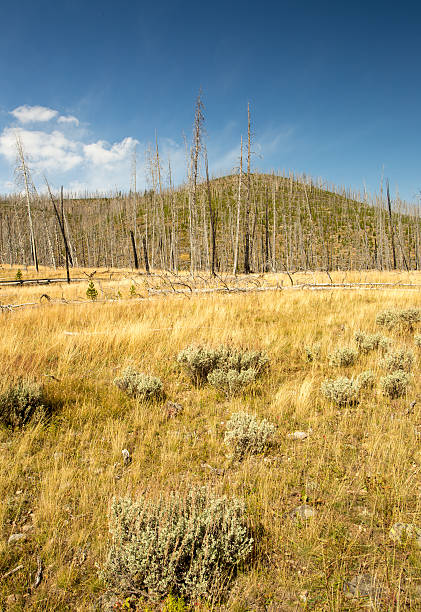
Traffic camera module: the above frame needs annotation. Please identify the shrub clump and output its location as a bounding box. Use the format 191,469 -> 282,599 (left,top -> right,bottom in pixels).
354,331 -> 382,353
376,309 -> 420,332
380,371 -> 411,399
100,488 -> 253,603
356,370 -> 376,390
177,345 -> 268,388
114,367 -> 163,401
328,346 -> 358,367
0,379 -> 47,429
304,343 -> 321,362
224,411 -> 275,459
176,345 -> 221,385
378,336 -> 393,354
208,368 -> 257,397
321,376 -> 360,406
380,349 -> 414,373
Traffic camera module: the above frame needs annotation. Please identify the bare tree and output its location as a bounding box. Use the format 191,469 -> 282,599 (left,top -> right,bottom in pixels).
244,103 -> 252,273
15,134 -> 38,271
189,90 -> 205,274
233,136 -> 243,275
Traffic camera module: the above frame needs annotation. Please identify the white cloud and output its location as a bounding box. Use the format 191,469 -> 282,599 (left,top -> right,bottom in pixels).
0,121 -> 143,194
10,105 -> 59,124
83,137 -> 138,167
58,115 -> 80,126
0,127 -> 83,173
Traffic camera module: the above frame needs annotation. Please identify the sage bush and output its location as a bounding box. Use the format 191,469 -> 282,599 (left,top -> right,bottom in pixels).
354,331 -> 382,354
356,370 -> 376,390
208,368 -> 257,397
224,411 -> 275,459
177,345 -> 268,389
376,308 -> 420,333
321,376 -> 360,406
328,346 -> 358,367
380,371 -> 411,399
100,488 -> 253,602
380,349 -> 414,373
114,367 -> 163,401
0,379 -> 48,430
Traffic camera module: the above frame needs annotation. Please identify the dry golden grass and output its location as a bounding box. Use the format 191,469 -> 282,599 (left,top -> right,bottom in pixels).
0,270 -> 420,610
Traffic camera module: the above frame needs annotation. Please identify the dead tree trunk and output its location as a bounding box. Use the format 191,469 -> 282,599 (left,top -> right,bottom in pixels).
386,180 -> 397,270
16,135 -> 38,271
244,103 -> 252,274
130,230 -> 139,269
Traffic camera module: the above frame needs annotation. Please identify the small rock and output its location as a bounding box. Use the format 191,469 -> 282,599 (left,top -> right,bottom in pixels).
6,594 -> 19,605
389,522 -> 421,548
290,505 -> 316,520
344,574 -> 383,600
121,449 -> 131,466
287,431 -> 309,441
8,533 -> 26,544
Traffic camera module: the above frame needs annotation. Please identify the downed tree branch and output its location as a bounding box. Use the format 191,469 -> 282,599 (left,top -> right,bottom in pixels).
1,564 -> 24,580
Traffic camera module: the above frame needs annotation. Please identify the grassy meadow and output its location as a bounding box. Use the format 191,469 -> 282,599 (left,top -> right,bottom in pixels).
0,268 -> 420,610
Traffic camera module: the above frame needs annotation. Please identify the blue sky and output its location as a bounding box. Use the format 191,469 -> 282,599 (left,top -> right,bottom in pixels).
0,0 -> 420,200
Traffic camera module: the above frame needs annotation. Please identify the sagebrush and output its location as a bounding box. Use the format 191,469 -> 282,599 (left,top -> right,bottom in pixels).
177,344 -> 268,387
114,367 -> 163,401
208,368 -> 257,397
224,411 -> 275,459
380,371 -> 411,399
328,346 -> 358,368
354,331 -> 382,353
380,349 -> 414,373
304,343 -> 321,362
0,379 -> 48,430
356,370 -> 376,390
376,308 -> 420,332
321,376 -> 360,406
100,488 -> 253,602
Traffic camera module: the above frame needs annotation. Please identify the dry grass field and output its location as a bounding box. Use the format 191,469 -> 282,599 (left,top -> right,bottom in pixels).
0,268 -> 420,611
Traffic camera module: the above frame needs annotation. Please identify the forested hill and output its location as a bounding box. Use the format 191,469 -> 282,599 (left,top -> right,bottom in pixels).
0,172 -> 419,272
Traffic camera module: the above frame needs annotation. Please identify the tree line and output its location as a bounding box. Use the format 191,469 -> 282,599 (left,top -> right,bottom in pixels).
1,96 -> 420,274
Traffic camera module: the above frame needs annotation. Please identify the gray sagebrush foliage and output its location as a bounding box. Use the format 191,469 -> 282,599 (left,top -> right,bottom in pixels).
177,345 -> 268,387
376,308 -> 420,332
354,331 -> 382,354
208,368 -> 257,397
114,367 -> 163,401
414,334 -> 421,348
321,376 -> 360,406
224,411 -> 275,459
304,343 -> 321,362
0,379 -> 47,430
380,371 -> 411,399
100,488 -> 253,602
176,345 -> 221,385
215,346 -> 269,374
328,346 -> 358,367
379,349 -> 414,373
356,370 -> 376,391
378,336 -> 393,354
